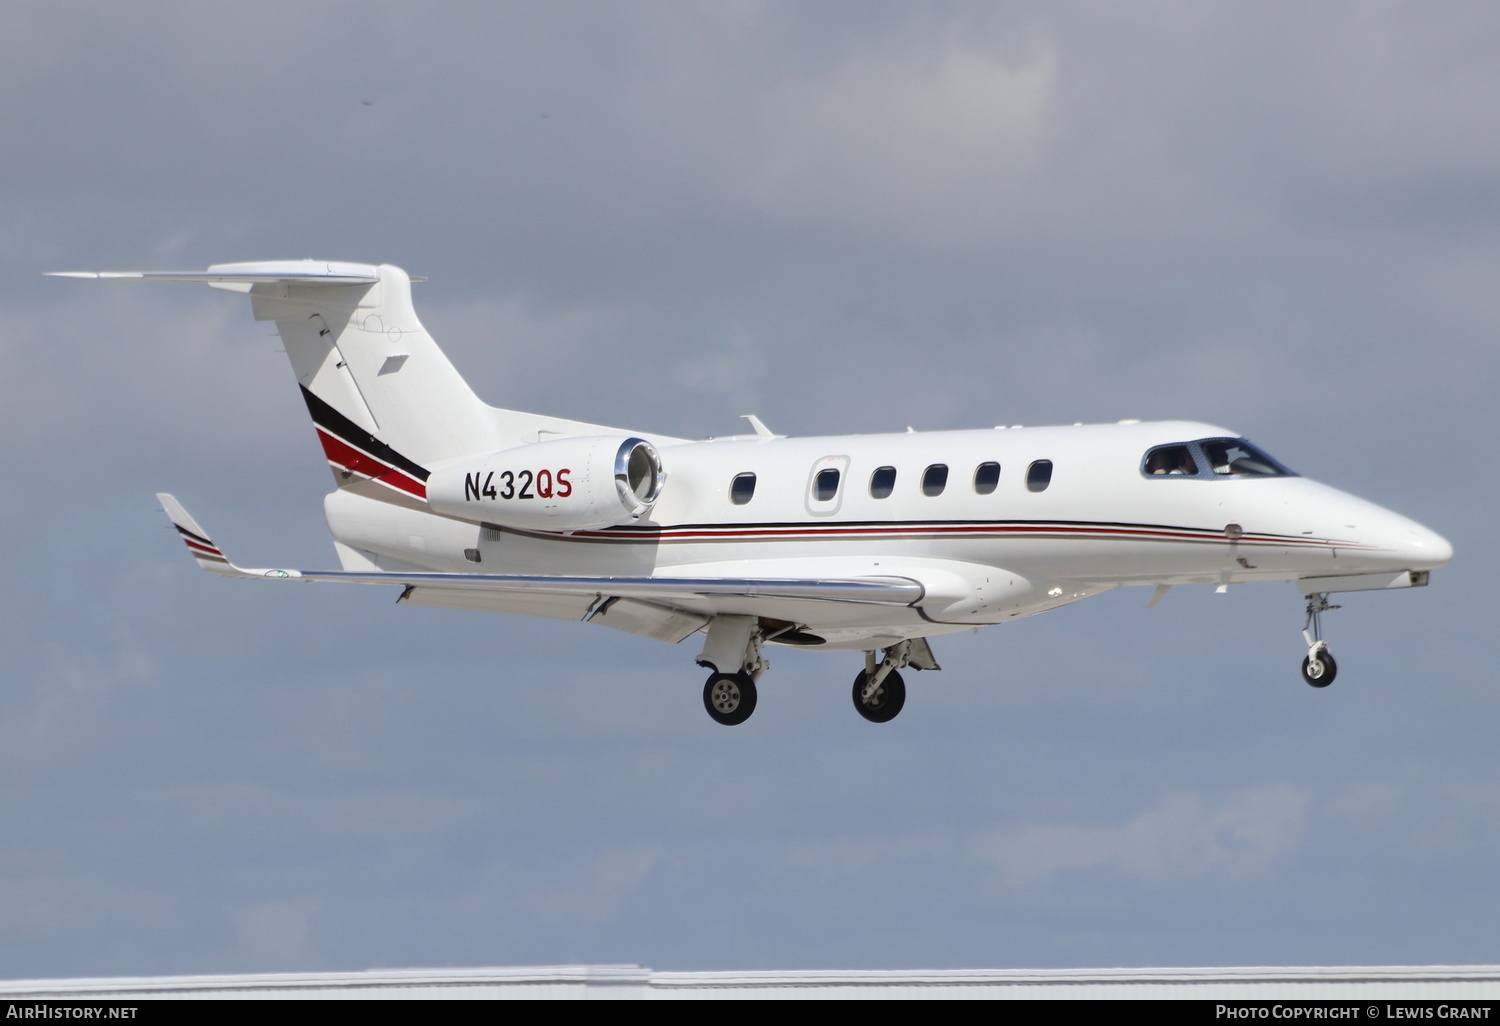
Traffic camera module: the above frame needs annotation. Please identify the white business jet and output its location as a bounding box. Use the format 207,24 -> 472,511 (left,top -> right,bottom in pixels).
53,261 -> 1453,725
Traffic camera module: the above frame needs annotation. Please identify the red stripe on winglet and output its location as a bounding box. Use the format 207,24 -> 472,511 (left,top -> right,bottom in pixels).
183,538 -> 224,557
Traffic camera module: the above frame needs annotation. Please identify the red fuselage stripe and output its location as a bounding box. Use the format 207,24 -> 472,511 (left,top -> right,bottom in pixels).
559,523 -> 1350,547
316,429 -> 428,499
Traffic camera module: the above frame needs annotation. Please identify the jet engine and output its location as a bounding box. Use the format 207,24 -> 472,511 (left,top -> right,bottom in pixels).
426,436 -> 664,532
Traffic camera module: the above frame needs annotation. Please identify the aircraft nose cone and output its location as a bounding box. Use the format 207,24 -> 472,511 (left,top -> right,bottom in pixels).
1309,484 -> 1453,572
1361,508 -> 1452,571
1399,521 -> 1453,569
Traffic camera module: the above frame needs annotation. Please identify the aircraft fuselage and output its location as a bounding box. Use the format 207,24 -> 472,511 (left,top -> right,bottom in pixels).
324,419 -> 1450,650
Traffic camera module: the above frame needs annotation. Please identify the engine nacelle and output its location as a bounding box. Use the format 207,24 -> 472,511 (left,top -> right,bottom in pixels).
426,436 -> 665,532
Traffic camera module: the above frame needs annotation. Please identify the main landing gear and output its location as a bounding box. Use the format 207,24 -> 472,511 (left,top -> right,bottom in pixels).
695,616 -> 941,725
1301,592 -> 1340,688
852,641 -> 922,723
703,672 -> 757,725
697,614 -> 769,726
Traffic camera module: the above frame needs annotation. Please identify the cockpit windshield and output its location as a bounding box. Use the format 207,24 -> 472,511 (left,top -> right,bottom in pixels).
1142,438 -> 1295,479
1199,438 -> 1293,476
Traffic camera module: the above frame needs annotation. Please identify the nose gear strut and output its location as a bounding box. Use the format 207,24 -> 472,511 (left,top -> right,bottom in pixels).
1301,592 -> 1340,688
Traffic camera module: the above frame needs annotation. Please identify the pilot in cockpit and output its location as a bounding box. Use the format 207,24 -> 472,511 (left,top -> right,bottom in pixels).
1146,446 -> 1197,476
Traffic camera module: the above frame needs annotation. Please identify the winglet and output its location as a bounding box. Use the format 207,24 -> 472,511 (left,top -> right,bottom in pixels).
155,493 -> 300,580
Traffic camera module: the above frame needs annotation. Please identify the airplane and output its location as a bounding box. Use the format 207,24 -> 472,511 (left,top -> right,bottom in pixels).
52,261 -> 1454,725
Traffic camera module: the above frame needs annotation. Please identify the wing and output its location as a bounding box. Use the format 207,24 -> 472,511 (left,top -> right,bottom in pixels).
157,494 -> 925,640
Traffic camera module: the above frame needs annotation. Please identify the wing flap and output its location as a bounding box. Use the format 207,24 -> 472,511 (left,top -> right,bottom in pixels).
399,587 -> 710,643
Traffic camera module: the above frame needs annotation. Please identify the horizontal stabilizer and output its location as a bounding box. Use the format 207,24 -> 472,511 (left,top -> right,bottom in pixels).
49,261 -> 381,286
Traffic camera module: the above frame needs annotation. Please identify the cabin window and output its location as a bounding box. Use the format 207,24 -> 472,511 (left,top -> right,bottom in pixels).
973,462 -> 1001,495
922,464 -> 948,497
1026,460 -> 1053,492
814,468 -> 842,502
870,466 -> 897,499
730,473 -> 757,505
1143,445 -> 1198,477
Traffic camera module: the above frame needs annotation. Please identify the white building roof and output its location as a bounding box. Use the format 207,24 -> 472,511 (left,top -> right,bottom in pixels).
3,964 -> 1499,1000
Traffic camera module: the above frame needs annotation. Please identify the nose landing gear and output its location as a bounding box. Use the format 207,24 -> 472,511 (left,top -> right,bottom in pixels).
1301,650 -> 1337,688
1301,592 -> 1340,688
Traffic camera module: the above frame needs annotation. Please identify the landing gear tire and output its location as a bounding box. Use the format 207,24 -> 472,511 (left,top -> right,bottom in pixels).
853,668 -> 906,723
1302,651 -> 1337,688
704,672 -> 757,725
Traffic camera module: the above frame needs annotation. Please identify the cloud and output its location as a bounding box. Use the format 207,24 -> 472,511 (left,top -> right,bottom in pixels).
745,31 -> 1057,245
968,785 -> 1312,888
519,845 -> 673,932
229,898 -> 323,969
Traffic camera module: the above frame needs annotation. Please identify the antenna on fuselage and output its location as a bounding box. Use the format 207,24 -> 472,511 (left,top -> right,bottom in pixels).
741,414 -> 777,441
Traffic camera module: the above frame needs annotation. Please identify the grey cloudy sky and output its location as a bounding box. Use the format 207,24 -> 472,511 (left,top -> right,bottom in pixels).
2,1 -> 1498,977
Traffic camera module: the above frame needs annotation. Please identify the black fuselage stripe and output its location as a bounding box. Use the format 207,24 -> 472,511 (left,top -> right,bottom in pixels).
299,385 -> 430,482
490,519 -> 1351,548
583,520 -> 1318,543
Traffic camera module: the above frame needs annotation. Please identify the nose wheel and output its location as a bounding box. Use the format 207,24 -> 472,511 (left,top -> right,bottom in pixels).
1301,649 -> 1337,688
1301,592 -> 1341,688
703,672 -> 757,725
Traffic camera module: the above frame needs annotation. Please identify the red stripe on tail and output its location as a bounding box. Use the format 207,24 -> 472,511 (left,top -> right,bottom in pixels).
316,429 -> 428,499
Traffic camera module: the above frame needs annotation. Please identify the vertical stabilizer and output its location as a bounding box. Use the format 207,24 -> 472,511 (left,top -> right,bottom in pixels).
227,262 -> 504,490
53,260 -> 684,508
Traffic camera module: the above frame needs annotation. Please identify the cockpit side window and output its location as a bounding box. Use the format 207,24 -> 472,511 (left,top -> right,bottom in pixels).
1143,444 -> 1198,477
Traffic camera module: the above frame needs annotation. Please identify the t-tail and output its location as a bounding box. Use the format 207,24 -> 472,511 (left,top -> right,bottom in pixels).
52,261 -> 665,511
